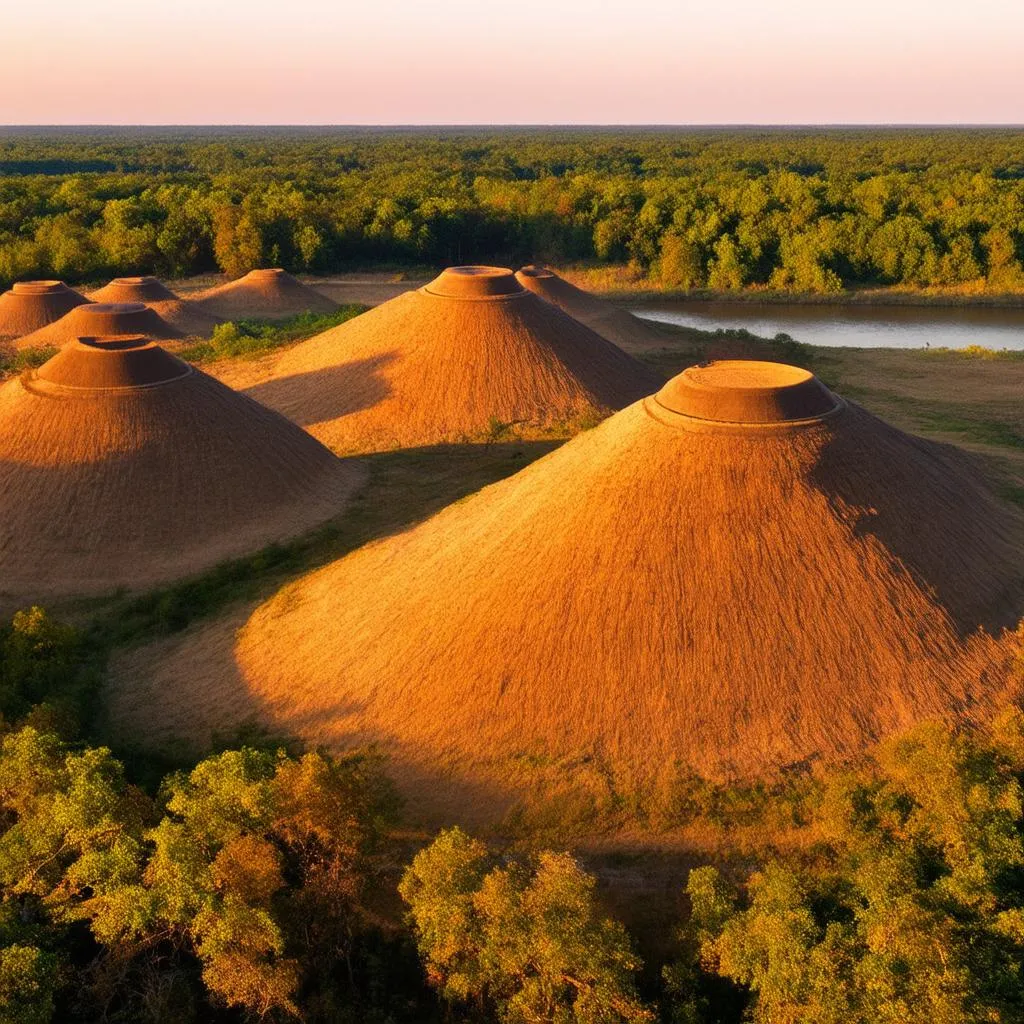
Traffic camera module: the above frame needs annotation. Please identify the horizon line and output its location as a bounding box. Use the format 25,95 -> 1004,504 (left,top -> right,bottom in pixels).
2,122 -> 1024,130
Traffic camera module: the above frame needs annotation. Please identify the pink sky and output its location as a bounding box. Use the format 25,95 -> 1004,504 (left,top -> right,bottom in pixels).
1,0 -> 1022,124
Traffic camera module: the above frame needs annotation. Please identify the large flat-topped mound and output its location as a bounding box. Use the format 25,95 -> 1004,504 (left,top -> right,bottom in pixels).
0,336 -> 362,601
117,362 -> 1024,824
654,360 -> 841,425
15,302 -> 184,350
0,280 -> 90,339
423,265 -> 526,299
195,268 -> 338,319
229,264 -> 660,453
87,277 -> 222,336
90,276 -> 178,303
515,264 -> 668,350
35,335 -> 192,390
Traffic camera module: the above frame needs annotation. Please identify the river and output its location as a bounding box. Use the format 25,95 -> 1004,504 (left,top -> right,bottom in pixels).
631,300 -> 1024,350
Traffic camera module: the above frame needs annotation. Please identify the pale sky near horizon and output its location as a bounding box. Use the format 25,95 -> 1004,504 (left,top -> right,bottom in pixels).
1,0 -> 1022,125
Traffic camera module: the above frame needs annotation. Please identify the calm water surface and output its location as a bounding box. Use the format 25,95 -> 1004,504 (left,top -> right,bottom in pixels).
632,300 -> 1024,350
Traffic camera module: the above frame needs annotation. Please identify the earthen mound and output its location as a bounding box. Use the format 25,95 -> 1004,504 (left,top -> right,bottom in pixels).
0,336 -> 362,601
516,265 -> 669,350
0,281 -> 90,340
87,276 -> 222,336
230,265 -> 661,453
15,302 -> 184,350
168,360 -> 1024,817
195,268 -> 338,320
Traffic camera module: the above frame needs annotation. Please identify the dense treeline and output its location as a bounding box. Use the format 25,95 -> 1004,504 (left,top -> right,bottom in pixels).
0,128 -> 1023,292
2,605 -> 1024,1022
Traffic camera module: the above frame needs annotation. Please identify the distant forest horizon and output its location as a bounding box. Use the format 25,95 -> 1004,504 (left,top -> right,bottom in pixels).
1,127 -> 1022,294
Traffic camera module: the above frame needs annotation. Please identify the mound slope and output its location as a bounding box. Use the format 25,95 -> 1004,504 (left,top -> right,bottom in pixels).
516,265 -> 669,350
0,336 -> 362,601
195,268 -> 338,319
88,277 -> 222,336
234,265 -> 660,453
154,360 -> 1024,816
0,281 -> 90,340
15,302 -> 184,350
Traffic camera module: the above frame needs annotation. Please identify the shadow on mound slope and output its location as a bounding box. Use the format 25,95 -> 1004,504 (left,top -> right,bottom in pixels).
244,352 -> 396,432
102,439 -> 566,762
516,264 -> 671,351
811,417 -> 1024,635
0,335 -> 363,603
240,266 -> 660,453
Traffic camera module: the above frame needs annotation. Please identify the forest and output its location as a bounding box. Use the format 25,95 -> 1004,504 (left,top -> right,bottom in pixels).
2,605 -> 1023,1023
0,127 -> 1023,293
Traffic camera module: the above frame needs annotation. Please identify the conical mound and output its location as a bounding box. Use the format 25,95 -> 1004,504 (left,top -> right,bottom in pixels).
516,265 -> 669,350
89,276 -> 178,303
88,277 -> 223,336
0,336 -> 362,601
195,268 -> 338,320
15,302 -> 184,350
0,281 -> 90,340
234,266 -> 661,453
195,361 -> 1023,816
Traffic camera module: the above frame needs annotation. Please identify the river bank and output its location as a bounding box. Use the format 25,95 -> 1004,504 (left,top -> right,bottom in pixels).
558,266 -> 1024,309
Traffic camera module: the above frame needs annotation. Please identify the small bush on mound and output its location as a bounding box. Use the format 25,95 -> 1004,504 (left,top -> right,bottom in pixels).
179,306 -> 367,363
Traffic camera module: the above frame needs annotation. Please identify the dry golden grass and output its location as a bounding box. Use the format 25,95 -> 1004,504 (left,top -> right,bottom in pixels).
205,266 -> 660,455
194,268 -> 338,320
0,336 -> 363,603
15,302 -> 184,350
104,362 -> 1023,830
87,277 -> 223,336
0,281 -> 90,339
516,265 -> 673,351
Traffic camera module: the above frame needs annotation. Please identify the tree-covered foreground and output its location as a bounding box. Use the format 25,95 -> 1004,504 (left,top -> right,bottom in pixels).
1,606 -> 1023,1023
1,127 -> 1023,293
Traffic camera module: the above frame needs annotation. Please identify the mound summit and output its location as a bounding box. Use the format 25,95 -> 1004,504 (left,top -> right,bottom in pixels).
0,281 -> 90,340
88,276 -> 222,336
167,360 -> 1024,819
0,336 -> 361,601
15,302 -> 184,350
196,268 -> 338,319
234,265 -> 660,453
516,264 -> 669,350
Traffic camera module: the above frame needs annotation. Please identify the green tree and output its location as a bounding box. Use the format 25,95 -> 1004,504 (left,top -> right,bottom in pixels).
706,235 -> 747,290
658,232 -> 705,289
144,745 -> 397,1018
400,827 -> 654,1023
0,607 -> 99,734
212,205 -> 265,277
0,944 -> 58,1024
682,716 -> 1024,1024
